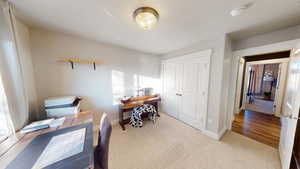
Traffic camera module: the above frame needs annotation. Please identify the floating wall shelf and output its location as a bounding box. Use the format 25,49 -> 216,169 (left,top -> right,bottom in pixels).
56,58 -> 102,70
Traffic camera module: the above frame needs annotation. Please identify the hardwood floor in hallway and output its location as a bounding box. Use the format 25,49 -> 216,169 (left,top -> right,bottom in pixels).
232,110 -> 281,148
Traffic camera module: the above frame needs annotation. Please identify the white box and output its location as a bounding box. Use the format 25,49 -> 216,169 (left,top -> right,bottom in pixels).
45,96 -> 81,118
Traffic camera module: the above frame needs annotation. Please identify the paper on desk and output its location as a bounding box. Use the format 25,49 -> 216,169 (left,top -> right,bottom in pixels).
49,117 -> 65,128
32,128 -> 86,169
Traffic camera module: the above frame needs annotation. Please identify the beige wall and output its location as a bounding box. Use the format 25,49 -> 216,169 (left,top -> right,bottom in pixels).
29,28 -> 161,121
233,24 -> 300,50
219,36 -> 232,132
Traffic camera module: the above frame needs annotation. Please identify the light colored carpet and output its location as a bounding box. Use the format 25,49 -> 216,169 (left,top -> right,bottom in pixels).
245,99 -> 274,115
93,113 -> 281,169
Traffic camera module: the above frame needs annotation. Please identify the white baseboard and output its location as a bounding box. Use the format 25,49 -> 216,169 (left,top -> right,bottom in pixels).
202,127 -> 227,140
202,130 -> 219,140
218,127 -> 227,140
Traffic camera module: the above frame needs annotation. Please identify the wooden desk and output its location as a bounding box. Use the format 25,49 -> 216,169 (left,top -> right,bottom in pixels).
119,95 -> 161,130
0,111 -> 93,169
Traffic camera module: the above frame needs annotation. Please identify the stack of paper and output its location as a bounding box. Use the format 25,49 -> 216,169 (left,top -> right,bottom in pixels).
21,119 -> 54,133
21,117 -> 66,133
49,117 -> 65,128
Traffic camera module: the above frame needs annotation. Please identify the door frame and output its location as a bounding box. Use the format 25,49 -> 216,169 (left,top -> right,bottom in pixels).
234,58 -> 245,114
279,47 -> 300,169
227,39 -> 300,130
239,58 -> 289,114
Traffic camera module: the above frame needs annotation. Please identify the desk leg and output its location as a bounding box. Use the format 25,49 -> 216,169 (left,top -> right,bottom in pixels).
119,107 -> 126,130
154,103 -> 160,117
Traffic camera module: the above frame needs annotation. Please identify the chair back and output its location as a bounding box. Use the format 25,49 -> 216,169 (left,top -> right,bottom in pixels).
95,113 -> 112,169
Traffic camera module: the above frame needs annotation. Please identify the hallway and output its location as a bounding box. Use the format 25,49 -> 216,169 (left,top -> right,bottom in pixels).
232,110 -> 281,148
245,98 -> 274,115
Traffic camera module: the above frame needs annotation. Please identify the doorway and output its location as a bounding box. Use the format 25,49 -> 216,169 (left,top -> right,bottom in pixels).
245,63 -> 279,114
232,51 -> 290,148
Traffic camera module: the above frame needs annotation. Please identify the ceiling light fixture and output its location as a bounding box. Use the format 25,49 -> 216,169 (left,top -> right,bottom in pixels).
133,7 -> 159,30
230,3 -> 254,16
295,48 -> 300,55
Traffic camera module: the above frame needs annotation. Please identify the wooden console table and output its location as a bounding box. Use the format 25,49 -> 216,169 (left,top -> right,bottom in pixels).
119,95 -> 161,130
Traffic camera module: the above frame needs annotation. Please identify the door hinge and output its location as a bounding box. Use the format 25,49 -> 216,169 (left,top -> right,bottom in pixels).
176,93 -> 182,96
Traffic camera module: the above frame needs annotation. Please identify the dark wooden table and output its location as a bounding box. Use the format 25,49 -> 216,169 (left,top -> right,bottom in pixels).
0,111 -> 94,169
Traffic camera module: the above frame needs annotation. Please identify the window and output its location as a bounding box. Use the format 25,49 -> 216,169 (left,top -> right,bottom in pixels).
111,70 -> 125,105
111,70 -> 161,105
0,74 -> 13,142
134,74 -> 160,95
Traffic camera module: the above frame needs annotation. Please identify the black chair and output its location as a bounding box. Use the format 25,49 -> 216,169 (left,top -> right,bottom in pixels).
94,114 -> 112,169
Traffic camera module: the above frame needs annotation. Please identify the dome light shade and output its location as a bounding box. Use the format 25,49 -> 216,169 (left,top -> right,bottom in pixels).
133,7 -> 159,30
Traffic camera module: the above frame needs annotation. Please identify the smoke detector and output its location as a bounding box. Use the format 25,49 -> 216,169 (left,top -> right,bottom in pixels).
230,3 -> 254,16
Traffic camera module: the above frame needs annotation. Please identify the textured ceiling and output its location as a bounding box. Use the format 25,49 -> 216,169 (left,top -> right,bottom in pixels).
10,0 -> 300,55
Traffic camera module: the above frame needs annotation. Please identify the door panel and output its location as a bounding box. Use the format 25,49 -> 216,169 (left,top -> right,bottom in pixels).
279,44 -> 300,169
176,63 -> 183,92
242,64 -> 251,108
179,61 -> 200,128
182,62 -> 198,92
235,58 -> 245,113
274,62 -> 288,116
163,63 -> 178,118
162,50 -> 211,131
179,57 -> 210,129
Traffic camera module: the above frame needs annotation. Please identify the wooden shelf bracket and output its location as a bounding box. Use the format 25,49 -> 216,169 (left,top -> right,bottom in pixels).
70,60 -> 74,69
56,58 -> 102,70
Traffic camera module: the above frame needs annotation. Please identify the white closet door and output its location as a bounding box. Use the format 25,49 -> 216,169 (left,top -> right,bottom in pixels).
163,63 -> 179,118
178,56 -> 210,129
162,49 -> 211,130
